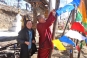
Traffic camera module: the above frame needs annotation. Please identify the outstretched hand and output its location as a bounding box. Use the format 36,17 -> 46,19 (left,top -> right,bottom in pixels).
51,9 -> 56,16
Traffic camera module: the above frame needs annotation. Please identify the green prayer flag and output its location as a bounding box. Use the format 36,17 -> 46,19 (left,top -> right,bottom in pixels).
75,11 -> 82,22
82,22 -> 87,31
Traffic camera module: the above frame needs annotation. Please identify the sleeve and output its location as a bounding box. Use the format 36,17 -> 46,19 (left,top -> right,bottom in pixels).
17,30 -> 25,44
43,12 -> 56,29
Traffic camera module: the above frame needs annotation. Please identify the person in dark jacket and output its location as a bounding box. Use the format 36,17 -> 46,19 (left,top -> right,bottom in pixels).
17,20 -> 37,58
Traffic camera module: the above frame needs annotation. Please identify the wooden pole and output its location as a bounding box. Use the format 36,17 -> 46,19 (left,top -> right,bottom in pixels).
70,45 -> 73,58
52,0 -> 60,39
49,0 -> 53,33
62,4 -> 76,36
32,3 -> 37,34
77,41 -> 82,58
49,0 -> 52,12
76,40 -> 79,45
78,51 -> 81,58
48,0 -> 60,58
70,7 -> 76,58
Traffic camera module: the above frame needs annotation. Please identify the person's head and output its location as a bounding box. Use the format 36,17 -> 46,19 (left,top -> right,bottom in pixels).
25,20 -> 32,29
37,15 -> 46,23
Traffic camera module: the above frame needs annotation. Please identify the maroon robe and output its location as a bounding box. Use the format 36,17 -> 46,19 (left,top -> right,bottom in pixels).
37,12 -> 56,58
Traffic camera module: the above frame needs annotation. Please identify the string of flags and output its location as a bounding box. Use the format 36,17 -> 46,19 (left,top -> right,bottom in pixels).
52,0 -> 87,51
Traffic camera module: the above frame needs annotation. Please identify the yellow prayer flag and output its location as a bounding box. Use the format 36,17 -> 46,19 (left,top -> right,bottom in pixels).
52,39 -> 66,50
78,0 -> 87,23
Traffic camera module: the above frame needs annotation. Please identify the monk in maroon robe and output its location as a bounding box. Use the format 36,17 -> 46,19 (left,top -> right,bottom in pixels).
37,10 -> 56,58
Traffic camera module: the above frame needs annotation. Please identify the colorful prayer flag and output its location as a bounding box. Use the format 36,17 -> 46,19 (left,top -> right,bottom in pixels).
75,0 -> 87,23
56,0 -> 81,16
71,22 -> 85,33
75,11 -> 82,22
82,22 -> 87,31
65,30 -> 86,41
56,4 -> 74,16
71,0 -> 81,7
59,36 -> 75,46
52,39 -> 66,50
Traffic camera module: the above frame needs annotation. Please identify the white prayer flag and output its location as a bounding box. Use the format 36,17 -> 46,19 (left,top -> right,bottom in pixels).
65,30 -> 86,41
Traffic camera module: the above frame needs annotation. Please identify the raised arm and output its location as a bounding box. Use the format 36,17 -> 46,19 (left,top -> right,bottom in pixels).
43,10 -> 56,28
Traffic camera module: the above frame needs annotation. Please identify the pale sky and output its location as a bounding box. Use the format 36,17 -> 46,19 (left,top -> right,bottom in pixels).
51,0 -> 73,9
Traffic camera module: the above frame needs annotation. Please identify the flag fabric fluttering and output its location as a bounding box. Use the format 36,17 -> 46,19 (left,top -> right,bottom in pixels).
82,23 -> 87,31
56,0 -> 81,16
78,0 -> 87,23
75,11 -> 82,22
75,0 -> 87,32
65,30 -> 86,41
52,39 -> 66,50
71,0 -> 81,7
71,22 -> 85,33
59,36 -> 75,46
75,0 -> 87,23
56,4 -> 74,16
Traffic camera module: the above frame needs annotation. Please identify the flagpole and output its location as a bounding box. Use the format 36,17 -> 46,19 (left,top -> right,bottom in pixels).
77,41 -> 82,58
70,45 -> 73,58
49,0 -> 60,58
52,0 -> 60,39
70,5 -> 76,58
61,12 -> 72,36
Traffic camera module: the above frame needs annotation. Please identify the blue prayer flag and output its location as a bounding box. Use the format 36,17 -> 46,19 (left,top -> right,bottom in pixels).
56,4 -> 74,16
59,36 -> 75,46
56,0 -> 80,16
71,0 -> 80,7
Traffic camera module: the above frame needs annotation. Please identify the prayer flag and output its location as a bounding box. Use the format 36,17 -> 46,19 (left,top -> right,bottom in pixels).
71,22 -> 85,33
59,36 -> 75,46
65,30 -> 86,41
52,39 -> 66,50
56,4 -> 74,16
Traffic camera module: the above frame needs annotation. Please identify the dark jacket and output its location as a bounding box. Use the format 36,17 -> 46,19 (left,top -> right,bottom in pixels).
17,28 -> 37,58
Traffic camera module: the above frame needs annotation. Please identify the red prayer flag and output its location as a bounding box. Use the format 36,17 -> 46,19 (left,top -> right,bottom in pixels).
71,22 -> 85,33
